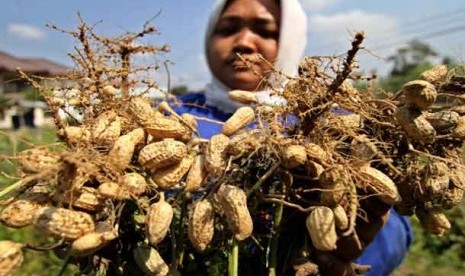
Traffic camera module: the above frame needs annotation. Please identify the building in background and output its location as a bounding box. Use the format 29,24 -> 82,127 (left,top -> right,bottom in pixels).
0,50 -> 69,129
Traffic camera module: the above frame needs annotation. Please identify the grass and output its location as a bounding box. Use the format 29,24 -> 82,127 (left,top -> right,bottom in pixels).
0,127 -> 78,275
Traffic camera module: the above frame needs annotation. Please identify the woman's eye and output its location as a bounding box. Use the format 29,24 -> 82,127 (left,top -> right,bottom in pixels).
214,25 -> 238,36
256,28 -> 279,40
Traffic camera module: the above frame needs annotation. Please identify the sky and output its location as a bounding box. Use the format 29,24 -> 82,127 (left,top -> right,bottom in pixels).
1,0 -> 465,90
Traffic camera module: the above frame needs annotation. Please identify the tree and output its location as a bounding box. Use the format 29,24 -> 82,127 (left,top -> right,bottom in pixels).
170,85 -> 189,96
381,40 -> 438,92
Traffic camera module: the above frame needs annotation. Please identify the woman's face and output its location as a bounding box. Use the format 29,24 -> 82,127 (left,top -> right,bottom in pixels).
207,0 -> 280,91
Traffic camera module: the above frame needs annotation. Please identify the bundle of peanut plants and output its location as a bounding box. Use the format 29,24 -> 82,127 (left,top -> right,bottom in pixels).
1,20 -> 465,276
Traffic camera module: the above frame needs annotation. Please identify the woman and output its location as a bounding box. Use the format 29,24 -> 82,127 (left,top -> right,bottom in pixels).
174,0 -> 412,275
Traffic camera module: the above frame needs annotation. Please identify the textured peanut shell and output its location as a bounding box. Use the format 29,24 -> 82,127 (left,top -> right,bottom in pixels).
18,148 -> 59,174
332,205 -> 349,231
35,207 -> 95,240
418,161 -> 450,202
216,185 -> 253,241
205,134 -> 230,178
121,173 -> 147,196
0,241 -> 23,276
395,106 -> 436,143
181,113 -> 198,131
145,116 -> 191,141
185,155 -> 208,192
222,106 -> 255,136
126,97 -> 163,126
62,126 -> 91,145
146,196 -> 174,246
70,224 -> 117,257
152,155 -> 193,189
360,166 -> 401,204
138,139 -> 187,171
0,199 -> 40,228
416,207 -> 451,236
424,111 -> 460,131
108,128 -> 145,171
98,182 -> 130,200
54,187 -> 103,212
419,65 -> 448,83
305,143 -> 329,162
133,245 -> 169,276
452,116 -> 465,139
283,145 -> 307,169
228,90 -> 258,104
227,130 -> 263,156
402,80 -> 437,110
91,111 -> 121,145
188,200 -> 215,251
306,206 -> 337,251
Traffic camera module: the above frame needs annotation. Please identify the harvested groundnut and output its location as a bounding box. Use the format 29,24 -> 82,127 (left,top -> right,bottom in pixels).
395,106 -> 436,143
306,206 -> 337,251
108,129 -> 144,171
145,116 -> 191,141
121,173 -> 147,196
403,80 -> 437,110
452,116 -> 465,139
416,207 -> 451,236
222,106 -> 255,136
54,187 -> 103,212
441,187 -> 464,209
152,155 -> 193,189
70,222 -> 117,257
101,85 -> 117,97
424,111 -> 460,131
283,145 -> 307,169
452,105 -> 465,115
305,160 -> 324,179
216,185 -> 253,241
188,200 -> 215,251
18,148 -> 59,174
185,155 -> 208,192
146,195 -> 173,246
35,207 -> 95,240
62,126 -> 92,145
91,111 -> 121,145
417,161 -> 449,202
351,135 -> 376,161
319,166 -> 347,206
332,204 -> 349,231
98,182 -> 130,200
181,113 -> 198,131
205,134 -> 230,178
336,113 -> 362,129
228,90 -> 258,104
305,143 -> 329,162
0,199 -> 41,228
359,165 -> 401,204
0,241 -> 23,276
126,97 -> 163,126
138,139 -> 187,171
133,244 -> 169,276
227,130 -> 263,156
419,65 -> 448,83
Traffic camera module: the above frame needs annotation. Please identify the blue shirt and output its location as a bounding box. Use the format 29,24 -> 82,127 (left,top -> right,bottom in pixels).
173,92 -> 413,275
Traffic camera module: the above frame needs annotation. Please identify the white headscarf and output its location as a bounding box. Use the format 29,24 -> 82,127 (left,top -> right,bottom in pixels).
203,0 -> 308,113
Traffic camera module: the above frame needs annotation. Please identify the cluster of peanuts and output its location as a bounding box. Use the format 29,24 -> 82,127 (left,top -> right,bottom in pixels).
3,61 -> 465,275
392,65 -> 465,235
0,90 -> 260,275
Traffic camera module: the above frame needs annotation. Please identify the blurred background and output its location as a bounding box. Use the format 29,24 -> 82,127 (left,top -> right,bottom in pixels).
1,0 -> 465,275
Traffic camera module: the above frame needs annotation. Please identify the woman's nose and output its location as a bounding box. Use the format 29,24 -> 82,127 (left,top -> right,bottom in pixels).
232,29 -> 257,54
